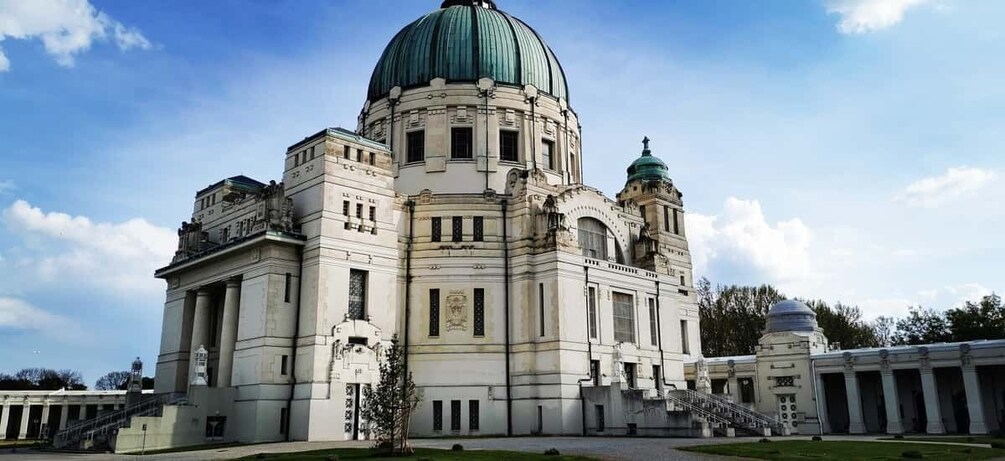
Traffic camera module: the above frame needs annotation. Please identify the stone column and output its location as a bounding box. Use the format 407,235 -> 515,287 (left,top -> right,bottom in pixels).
17,403 -> 30,439
58,404 -> 69,431
816,373 -> 830,433
961,359 -> 988,434
40,404 -> 50,439
217,278 -> 242,388
844,369 -> 865,434
880,366 -> 903,434
0,403 -> 9,440
189,288 -> 213,382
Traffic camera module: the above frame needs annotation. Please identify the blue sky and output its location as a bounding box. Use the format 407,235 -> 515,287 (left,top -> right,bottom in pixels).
1,0 -> 1002,385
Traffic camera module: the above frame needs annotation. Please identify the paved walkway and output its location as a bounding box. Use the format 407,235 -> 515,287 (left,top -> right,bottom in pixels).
0,435 -> 1000,461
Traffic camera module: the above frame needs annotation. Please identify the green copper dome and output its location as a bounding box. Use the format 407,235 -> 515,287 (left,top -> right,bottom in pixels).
367,0 -> 569,102
626,137 -> 672,183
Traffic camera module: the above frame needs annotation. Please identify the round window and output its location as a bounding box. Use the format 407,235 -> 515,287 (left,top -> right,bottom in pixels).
791,405 -> 797,411
782,413 -> 788,419
781,405 -> 787,411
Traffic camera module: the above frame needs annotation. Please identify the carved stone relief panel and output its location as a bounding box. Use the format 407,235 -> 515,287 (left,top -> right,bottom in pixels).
445,290 -> 468,331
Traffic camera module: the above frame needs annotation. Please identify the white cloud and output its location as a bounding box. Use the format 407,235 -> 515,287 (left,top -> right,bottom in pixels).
0,179 -> 13,194
856,283 -> 991,319
686,197 -> 812,286
0,296 -> 75,333
827,0 -> 928,34
2,200 -> 176,298
0,0 -> 151,71
894,166 -> 995,208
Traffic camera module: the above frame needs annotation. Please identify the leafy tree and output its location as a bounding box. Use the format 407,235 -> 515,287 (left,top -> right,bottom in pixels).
95,371 -> 131,390
360,335 -> 418,455
804,300 -> 880,349
0,368 -> 86,390
945,294 -> 1004,342
698,278 -> 783,357
872,316 -> 896,347
892,306 -> 952,345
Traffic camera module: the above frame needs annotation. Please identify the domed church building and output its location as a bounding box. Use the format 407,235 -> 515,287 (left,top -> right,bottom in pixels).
35,2 -> 1004,453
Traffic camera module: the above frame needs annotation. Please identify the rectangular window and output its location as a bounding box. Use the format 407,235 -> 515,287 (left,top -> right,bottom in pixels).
469,400 -> 480,431
612,292 -> 636,343
499,130 -> 519,162
348,269 -> 367,320
473,288 -> 485,336
452,216 -> 463,242
429,289 -> 440,337
653,365 -> 663,393
538,283 -> 546,337
407,130 -> 425,163
588,286 -> 598,339
309,146 -> 315,160
284,273 -> 292,303
369,152 -> 375,165
451,127 -> 473,159
432,400 -> 443,431
293,153 -> 300,167
680,320 -> 690,354
369,206 -> 376,222
431,217 -> 442,242
624,362 -> 636,388
639,205 -> 646,222
356,203 -> 363,219
542,139 -> 555,169
673,208 -> 680,234
450,400 -> 461,431
281,355 -> 288,375
280,407 -> 288,435
472,216 -> 484,242
343,200 -> 350,216
590,359 -> 600,386
537,406 -> 543,433
357,148 -> 363,162
648,298 -> 659,346
664,205 -> 671,232
595,404 -> 605,432
343,145 -> 350,159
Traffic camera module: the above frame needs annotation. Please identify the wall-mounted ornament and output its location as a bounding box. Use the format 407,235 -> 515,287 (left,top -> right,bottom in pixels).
445,290 -> 468,331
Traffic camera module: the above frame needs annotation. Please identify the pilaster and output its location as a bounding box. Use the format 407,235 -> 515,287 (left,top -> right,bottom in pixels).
879,351 -> 903,434
189,287 -> 212,385
843,355 -> 865,434
17,402 -> 30,439
918,349 -> 944,434
960,345 -> 987,435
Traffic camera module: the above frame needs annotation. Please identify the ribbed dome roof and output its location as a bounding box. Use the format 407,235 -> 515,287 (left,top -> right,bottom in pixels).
626,137 -> 672,183
765,300 -> 818,333
367,1 -> 569,102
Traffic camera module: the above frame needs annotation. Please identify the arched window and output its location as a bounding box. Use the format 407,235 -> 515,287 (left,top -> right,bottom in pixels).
578,217 -> 608,260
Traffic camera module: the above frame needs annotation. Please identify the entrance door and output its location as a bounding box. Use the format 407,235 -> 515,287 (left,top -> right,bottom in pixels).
343,383 -> 370,441
777,394 -> 799,434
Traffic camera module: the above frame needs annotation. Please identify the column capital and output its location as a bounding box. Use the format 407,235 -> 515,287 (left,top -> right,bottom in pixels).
226,277 -> 242,288
196,287 -> 212,297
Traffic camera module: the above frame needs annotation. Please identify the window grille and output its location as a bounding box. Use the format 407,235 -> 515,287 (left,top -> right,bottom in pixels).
450,400 -> 461,431
473,216 -> 484,242
468,400 -> 479,431
431,217 -> 442,242
452,216 -> 463,242
432,400 -> 442,431
348,269 -> 366,320
473,288 -> 485,336
429,289 -> 440,337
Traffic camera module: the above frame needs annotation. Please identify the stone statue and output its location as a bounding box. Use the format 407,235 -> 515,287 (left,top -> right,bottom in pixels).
129,357 -> 143,393
695,355 -> 712,394
612,344 -> 625,383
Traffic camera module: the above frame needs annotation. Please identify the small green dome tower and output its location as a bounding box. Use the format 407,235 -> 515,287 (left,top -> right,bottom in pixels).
625,137 -> 672,184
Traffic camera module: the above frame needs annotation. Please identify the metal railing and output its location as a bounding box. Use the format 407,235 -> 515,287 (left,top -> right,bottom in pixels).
668,389 -> 784,436
53,393 -> 187,449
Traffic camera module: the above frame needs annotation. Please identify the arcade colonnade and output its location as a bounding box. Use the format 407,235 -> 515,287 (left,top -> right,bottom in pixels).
814,342 -> 1004,435
0,391 -> 134,440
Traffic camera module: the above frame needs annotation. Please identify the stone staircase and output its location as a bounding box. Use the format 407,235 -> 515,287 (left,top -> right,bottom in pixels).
52,393 -> 186,450
667,389 -> 786,436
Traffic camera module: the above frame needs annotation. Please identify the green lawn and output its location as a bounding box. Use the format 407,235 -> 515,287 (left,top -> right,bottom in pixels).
881,436 -> 1005,446
238,447 -> 595,461
0,440 -> 43,448
681,440 -> 1004,461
